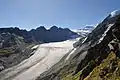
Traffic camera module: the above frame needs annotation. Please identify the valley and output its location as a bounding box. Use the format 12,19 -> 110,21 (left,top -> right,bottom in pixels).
0,39 -> 77,80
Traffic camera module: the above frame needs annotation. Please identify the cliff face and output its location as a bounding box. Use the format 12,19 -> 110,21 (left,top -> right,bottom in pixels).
37,11 -> 120,80
0,32 -> 36,71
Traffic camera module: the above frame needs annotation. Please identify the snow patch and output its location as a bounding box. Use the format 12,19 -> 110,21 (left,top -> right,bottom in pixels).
110,10 -> 120,17
98,24 -> 114,44
82,37 -> 87,43
65,48 -> 77,60
31,45 -> 39,50
72,25 -> 94,37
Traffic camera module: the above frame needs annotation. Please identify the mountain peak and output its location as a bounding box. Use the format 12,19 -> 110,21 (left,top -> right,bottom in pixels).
110,10 -> 120,17
36,26 -> 46,31
49,26 -> 59,31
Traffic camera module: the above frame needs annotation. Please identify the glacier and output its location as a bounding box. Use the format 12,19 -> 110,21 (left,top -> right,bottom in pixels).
0,40 -> 77,80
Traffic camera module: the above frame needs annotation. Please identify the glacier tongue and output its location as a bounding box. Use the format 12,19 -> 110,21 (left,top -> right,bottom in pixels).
0,40 -> 76,80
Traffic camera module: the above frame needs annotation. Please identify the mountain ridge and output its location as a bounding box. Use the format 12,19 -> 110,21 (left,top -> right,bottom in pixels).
36,10 -> 120,80
0,26 -> 78,43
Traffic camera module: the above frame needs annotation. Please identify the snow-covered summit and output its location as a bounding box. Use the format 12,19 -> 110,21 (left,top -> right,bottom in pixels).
73,25 -> 95,37
110,10 -> 120,17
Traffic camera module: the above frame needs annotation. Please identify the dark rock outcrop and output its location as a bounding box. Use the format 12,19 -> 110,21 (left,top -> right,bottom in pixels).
0,32 -> 35,71
29,26 -> 78,42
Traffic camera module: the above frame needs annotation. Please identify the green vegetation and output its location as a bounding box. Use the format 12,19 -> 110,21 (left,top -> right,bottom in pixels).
0,49 -> 14,55
84,51 -> 120,80
62,71 -> 81,80
61,51 -> 120,80
60,61 -> 81,80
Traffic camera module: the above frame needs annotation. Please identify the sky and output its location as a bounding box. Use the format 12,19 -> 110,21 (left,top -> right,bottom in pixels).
0,0 -> 120,30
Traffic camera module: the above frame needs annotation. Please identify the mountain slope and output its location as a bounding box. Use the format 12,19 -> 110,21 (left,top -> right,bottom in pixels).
84,51 -> 120,80
0,32 -> 35,71
37,10 -> 120,80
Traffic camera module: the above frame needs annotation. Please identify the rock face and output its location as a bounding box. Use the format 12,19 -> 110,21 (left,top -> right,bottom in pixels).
37,10 -> 120,80
0,26 -> 78,43
0,27 -> 33,43
29,26 -> 78,42
0,32 -> 35,71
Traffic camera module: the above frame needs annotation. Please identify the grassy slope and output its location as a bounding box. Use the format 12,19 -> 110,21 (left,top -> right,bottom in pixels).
84,51 -> 120,80
0,49 -> 14,55
62,51 -> 120,80
62,71 -> 81,80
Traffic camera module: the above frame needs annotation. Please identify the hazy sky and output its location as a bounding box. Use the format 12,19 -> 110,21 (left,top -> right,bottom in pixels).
0,0 -> 120,30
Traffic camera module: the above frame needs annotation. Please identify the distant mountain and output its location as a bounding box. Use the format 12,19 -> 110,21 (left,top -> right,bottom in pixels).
73,25 -> 95,37
0,26 -> 78,43
0,27 -> 34,43
29,26 -> 79,42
